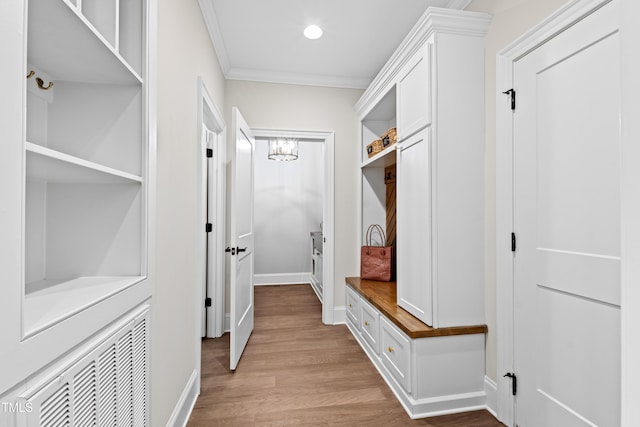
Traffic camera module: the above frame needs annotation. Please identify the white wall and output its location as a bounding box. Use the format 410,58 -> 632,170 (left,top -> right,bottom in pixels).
155,0 -> 225,424
225,80 -> 363,311
254,140 -> 323,278
465,0 -> 582,382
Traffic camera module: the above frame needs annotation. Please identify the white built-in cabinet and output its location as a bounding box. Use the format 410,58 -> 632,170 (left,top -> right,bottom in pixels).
350,7 -> 491,419
357,7 -> 490,328
0,0 -> 154,424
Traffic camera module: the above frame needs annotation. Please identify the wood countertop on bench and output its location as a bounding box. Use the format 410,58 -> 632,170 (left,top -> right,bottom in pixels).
345,277 -> 487,339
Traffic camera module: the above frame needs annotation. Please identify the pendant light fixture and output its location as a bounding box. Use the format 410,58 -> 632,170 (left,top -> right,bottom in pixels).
268,138 -> 299,161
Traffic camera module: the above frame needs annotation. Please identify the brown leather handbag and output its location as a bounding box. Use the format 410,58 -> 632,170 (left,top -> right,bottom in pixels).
360,224 -> 393,282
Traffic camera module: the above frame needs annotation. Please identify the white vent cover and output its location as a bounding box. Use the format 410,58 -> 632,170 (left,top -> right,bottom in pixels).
18,306 -> 149,427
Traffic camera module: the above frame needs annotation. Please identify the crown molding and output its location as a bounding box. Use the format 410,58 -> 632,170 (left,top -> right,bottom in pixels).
226,67 -> 371,90
198,1 -> 478,91
198,0 -> 231,75
354,7 -> 491,118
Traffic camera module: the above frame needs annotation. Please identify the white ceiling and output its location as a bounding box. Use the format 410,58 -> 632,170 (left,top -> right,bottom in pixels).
198,0 -> 473,89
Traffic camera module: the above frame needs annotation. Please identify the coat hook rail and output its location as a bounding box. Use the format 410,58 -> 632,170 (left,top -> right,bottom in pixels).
35,77 -> 53,90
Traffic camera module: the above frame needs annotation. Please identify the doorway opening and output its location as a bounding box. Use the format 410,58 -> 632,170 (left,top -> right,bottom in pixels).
251,128 -> 335,326
197,78 -> 226,342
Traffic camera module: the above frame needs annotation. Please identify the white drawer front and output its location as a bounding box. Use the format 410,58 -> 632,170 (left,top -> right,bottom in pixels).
359,298 -> 380,354
346,286 -> 360,329
381,317 -> 411,393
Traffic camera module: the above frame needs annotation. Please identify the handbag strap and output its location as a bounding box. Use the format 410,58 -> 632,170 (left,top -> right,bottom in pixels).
366,224 -> 386,247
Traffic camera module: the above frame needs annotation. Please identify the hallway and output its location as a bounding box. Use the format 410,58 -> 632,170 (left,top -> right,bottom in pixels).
188,284 -> 503,426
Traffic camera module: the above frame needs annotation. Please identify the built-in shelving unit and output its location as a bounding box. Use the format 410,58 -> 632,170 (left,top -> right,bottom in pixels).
0,0 -> 153,402
28,0 -> 143,84
23,0 -> 148,336
351,7 -> 491,418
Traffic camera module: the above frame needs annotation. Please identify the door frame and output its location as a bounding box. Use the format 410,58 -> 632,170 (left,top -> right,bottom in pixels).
251,128 -> 336,325
495,0 -> 640,425
197,77 -> 226,343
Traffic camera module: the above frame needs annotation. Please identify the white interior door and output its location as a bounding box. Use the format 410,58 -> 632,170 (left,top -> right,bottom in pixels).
512,2 -> 620,426
229,107 -> 255,370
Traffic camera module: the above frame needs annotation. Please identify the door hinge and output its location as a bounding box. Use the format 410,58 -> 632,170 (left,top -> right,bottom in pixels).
511,232 -> 516,252
205,297 -> 212,307
504,372 -> 517,396
503,88 -> 516,111
206,223 -> 213,233
206,148 -> 213,158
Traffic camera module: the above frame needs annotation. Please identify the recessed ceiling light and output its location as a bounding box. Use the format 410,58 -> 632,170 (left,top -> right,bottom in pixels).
304,25 -> 323,40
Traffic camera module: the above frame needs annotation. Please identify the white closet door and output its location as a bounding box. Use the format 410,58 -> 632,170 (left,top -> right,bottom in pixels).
512,2 -> 620,426
396,128 -> 432,326
229,107 -> 255,371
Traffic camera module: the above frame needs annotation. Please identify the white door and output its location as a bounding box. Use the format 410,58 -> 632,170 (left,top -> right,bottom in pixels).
512,2 -> 620,426
229,107 -> 255,370
396,128 -> 433,326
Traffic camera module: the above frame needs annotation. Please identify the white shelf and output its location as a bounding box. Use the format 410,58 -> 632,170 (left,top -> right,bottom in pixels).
24,276 -> 144,335
361,145 -> 397,168
28,0 -> 142,84
26,142 -> 143,183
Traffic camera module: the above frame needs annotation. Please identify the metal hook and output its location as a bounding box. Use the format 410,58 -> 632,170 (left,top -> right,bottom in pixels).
26,70 -> 35,79
35,77 -> 54,90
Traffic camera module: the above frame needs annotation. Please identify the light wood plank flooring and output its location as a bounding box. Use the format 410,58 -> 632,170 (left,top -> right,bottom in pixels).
188,284 -> 504,426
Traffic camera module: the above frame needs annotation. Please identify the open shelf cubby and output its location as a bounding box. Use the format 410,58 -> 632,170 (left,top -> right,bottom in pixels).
22,0 -> 147,337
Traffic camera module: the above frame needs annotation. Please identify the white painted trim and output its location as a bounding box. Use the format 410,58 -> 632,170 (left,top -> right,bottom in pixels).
251,128 -> 336,327
253,273 -> 312,285
165,369 -> 199,427
495,1 -> 614,425
224,313 -> 230,333
196,2 -> 473,90
226,68 -> 370,90
346,320 -> 486,418
620,1 -> 640,425
484,376 -> 498,419
196,0 -> 230,76
333,306 -> 346,325
196,78 -> 227,413
354,8 -> 491,119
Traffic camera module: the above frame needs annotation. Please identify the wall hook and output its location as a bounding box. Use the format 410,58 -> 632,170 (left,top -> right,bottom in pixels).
35,77 -> 54,90
26,70 -> 35,79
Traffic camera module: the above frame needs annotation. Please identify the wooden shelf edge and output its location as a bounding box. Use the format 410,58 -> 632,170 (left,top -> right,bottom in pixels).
345,277 -> 487,339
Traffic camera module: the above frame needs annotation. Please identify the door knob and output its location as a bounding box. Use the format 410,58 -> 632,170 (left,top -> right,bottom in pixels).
237,247 -> 247,253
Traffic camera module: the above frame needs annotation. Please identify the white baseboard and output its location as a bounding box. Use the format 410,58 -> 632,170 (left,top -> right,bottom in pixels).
333,305 -> 346,324
253,273 -> 312,285
484,375 -> 498,419
165,369 -> 199,427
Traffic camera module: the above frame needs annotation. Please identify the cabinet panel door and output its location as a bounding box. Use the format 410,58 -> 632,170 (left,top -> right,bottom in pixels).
360,298 -> 380,354
397,45 -> 431,141
396,129 -> 432,326
380,317 -> 411,393
345,286 -> 361,329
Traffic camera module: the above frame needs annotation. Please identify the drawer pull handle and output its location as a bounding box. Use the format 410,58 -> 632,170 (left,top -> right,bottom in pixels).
388,346 -> 394,353
364,321 -> 369,326
349,304 -> 352,308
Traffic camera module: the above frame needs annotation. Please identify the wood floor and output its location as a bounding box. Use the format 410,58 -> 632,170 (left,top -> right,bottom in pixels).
188,284 -> 504,426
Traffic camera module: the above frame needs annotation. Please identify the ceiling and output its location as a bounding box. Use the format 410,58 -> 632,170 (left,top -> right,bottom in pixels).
198,0 -> 473,89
